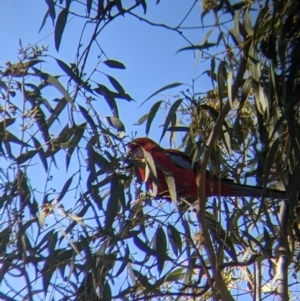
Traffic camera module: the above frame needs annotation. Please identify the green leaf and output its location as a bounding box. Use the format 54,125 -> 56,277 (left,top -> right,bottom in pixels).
201,28 -> 214,46
153,227 -> 167,274
46,75 -> 74,108
42,257 -> 55,293
177,43 -> 217,53
0,118 -> 16,138
4,132 -> 29,147
253,83 -> 268,116
103,60 -> 126,69
269,63 -> 279,105
160,99 -> 183,142
143,150 -> 159,195
38,211 -> 46,228
102,282 -> 112,301
184,250 -> 197,284
55,8 -> 68,52
241,77 -> 252,106
222,125 -> 232,155
106,74 -> 125,93
134,113 -> 148,125
227,65 -> 233,108
33,105 -> 51,146
253,7 -> 269,36
114,0 -> 124,14
244,8 -> 253,36
92,150 -> 114,172
105,177 -> 119,228
65,123 -> 86,170
95,85 -> 119,118
0,228 -> 10,254
46,98 -> 68,128
141,82 -> 185,107
145,100 -> 163,136
32,136 -> 48,172
106,116 -> 125,132
16,150 -> 38,165
167,126 -> 189,132
55,59 -> 83,86
157,163 -> 177,207
133,236 -> 155,255
217,61 -> 227,103
233,10 -> 242,44
39,9 -> 50,33
140,0 -> 147,13
57,175 -> 73,203
263,137 -> 280,188
167,224 -> 182,256
45,0 -> 56,23
86,0 -> 92,15
163,268 -> 185,283
78,105 -> 97,133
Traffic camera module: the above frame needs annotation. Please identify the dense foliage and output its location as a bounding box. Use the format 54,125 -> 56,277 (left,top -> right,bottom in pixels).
0,0 -> 299,300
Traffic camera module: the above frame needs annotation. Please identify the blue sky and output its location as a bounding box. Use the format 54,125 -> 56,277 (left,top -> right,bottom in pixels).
0,0 -> 214,146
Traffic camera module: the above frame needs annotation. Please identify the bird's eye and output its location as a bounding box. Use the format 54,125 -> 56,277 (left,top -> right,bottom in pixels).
128,147 -> 144,159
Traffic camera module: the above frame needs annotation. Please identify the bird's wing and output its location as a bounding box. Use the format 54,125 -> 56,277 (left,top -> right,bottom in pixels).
163,149 -> 193,170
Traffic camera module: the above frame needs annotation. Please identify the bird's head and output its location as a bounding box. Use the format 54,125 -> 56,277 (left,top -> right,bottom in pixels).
126,137 -> 161,158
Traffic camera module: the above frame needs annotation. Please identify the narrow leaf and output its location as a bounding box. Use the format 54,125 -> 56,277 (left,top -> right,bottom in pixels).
39,10 -> 50,33
86,0 -> 92,15
160,99 -> 183,142
244,8 -> 253,36
95,85 -> 119,118
177,43 -> 217,53
167,126 -> 189,132
55,8 -> 68,52
241,77 -> 252,106
105,177 -> 119,228
78,105 -> 97,133
57,175 -> 73,203
133,236 -> 155,255
55,59 -> 83,86
106,116 -> 125,132
153,227 -> 167,274
227,65 -> 233,108
167,224 -> 182,256
16,150 -> 38,165
263,137 -> 280,188
134,113 -> 148,125
140,0 -> 147,13
45,0 -> 56,23
217,61 -> 227,103
0,118 -> 16,138
46,75 -> 74,108
140,83 -> 184,107
145,101 -> 163,136
106,74 -> 125,93
32,136 -> 48,172
103,60 -> 126,69
157,163 -> 177,207
233,10 -> 242,44
102,282 -> 112,301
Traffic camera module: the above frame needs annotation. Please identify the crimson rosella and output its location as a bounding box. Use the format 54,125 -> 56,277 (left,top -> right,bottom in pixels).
127,137 -> 288,199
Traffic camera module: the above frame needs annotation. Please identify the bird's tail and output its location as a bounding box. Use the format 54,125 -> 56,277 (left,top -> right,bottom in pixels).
218,179 -> 288,199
